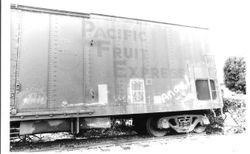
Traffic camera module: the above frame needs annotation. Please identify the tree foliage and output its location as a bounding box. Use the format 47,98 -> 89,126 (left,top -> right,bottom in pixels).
223,57 -> 246,94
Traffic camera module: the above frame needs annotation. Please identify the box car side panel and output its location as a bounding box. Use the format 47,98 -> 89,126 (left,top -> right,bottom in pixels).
47,15 -> 85,110
83,16 -> 222,114
83,17 -> 147,108
83,17 -> 116,106
10,10 -> 20,109
11,9 -> 223,120
12,10 -> 49,112
12,11 -> 87,113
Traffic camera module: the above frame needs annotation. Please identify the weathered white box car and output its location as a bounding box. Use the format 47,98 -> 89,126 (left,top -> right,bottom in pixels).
10,5 -> 223,137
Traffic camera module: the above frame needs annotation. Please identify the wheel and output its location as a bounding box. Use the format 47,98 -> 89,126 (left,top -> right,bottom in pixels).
193,124 -> 206,133
146,117 -> 168,137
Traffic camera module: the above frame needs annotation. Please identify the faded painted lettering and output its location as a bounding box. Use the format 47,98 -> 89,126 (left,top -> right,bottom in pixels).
22,93 -> 46,106
154,75 -> 195,104
85,21 -> 146,41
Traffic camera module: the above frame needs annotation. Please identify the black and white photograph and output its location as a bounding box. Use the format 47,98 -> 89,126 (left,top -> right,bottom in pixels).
1,0 -> 249,153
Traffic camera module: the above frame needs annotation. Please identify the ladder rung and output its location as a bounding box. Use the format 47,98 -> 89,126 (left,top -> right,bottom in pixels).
10,128 -> 20,130
10,132 -> 19,135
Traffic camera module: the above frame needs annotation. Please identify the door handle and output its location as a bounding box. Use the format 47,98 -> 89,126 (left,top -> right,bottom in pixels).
16,81 -> 22,93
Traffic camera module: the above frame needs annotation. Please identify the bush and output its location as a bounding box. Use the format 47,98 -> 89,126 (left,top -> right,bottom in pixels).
223,97 -> 246,134
223,57 -> 246,94
223,97 -> 246,113
206,97 -> 246,134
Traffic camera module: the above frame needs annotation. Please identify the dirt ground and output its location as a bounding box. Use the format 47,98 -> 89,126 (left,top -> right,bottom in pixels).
10,133 -> 248,153
66,133 -> 248,153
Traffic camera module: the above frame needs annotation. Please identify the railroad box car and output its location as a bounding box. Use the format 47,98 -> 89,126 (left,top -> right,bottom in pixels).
10,5 -> 223,137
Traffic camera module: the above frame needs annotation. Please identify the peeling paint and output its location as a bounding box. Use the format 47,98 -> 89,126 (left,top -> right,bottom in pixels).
61,101 -> 68,107
85,102 -> 106,106
153,96 -> 162,104
22,93 -> 46,105
155,75 -> 195,104
17,88 -> 47,109
128,78 -> 146,104
98,84 -> 108,104
85,84 -> 108,106
61,101 -> 86,107
61,84 -> 108,107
